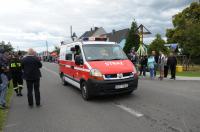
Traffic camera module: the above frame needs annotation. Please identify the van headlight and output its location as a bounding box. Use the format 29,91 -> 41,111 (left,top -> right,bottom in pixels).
90,69 -> 104,80
90,69 -> 103,77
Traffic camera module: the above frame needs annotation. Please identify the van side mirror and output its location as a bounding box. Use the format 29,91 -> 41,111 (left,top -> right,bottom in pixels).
70,47 -> 76,52
71,45 -> 79,52
75,55 -> 83,65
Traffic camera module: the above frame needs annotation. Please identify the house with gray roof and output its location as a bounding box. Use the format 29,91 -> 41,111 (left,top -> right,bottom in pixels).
101,28 -> 129,48
79,27 -> 106,38
80,27 -> 129,48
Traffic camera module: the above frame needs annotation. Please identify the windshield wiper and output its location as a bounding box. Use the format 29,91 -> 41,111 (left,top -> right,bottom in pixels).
111,58 -> 124,60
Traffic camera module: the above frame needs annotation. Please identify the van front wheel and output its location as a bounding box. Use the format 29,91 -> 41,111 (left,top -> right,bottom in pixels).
81,82 -> 91,100
61,75 -> 67,86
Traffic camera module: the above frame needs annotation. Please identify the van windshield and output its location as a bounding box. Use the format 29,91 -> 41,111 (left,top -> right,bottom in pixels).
82,44 -> 128,61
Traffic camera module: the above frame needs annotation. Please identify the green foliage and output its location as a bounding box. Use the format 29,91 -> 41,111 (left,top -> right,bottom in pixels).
176,71 -> 200,77
166,2 -> 200,57
123,20 -> 140,54
52,46 -> 60,54
148,34 -> 168,55
0,82 -> 13,132
166,29 -> 176,43
0,41 -> 14,52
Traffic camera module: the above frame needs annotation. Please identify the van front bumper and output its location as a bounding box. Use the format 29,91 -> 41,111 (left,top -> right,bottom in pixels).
87,77 -> 138,96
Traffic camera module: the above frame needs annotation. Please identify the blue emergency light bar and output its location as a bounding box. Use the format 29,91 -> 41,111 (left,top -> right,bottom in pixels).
82,37 -> 108,41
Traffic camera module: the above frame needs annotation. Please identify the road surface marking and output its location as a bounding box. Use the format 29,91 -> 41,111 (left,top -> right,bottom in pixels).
5,123 -> 18,128
116,104 -> 143,117
43,67 -> 59,77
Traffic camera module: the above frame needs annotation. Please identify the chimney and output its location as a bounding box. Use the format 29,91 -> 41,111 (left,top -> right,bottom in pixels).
112,29 -> 116,34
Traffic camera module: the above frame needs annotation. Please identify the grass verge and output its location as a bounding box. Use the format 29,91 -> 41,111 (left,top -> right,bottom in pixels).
0,82 -> 13,132
176,71 -> 200,77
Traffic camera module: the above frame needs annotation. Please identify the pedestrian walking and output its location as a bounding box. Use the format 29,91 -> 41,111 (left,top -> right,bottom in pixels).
139,55 -> 147,78
10,53 -> 23,96
158,51 -> 165,80
167,53 -> 177,80
148,54 -> 156,80
0,49 -> 9,109
164,55 -> 169,78
21,49 -> 42,107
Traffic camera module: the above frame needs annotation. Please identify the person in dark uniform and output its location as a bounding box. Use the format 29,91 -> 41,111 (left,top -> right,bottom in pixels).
10,53 -> 23,96
21,49 -> 42,107
167,53 -> 177,80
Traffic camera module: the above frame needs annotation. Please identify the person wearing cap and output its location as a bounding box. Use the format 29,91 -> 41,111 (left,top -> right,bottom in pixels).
0,49 -> 9,109
22,48 -> 42,107
10,53 -> 23,96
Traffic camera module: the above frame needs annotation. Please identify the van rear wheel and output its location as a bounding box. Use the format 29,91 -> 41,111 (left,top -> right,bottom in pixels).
81,82 -> 91,100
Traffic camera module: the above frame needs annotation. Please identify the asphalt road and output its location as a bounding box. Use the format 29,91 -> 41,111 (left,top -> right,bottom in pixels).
4,62 -> 200,132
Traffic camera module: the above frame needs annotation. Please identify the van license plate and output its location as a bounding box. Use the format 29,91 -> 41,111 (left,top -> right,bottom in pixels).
115,84 -> 128,89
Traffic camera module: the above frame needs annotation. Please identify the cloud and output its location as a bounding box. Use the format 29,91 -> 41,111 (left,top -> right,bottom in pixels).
0,0 -> 194,52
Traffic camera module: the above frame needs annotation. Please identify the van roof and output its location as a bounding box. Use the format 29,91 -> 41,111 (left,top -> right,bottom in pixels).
82,41 -> 116,45
60,41 -> 116,47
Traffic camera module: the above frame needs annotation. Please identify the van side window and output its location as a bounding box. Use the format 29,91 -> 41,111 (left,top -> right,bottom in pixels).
65,47 -> 72,60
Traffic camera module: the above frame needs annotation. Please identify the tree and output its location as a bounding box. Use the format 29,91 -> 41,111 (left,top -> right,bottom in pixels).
0,41 -> 14,52
148,34 -> 168,55
52,46 -> 60,55
123,20 -> 140,54
166,2 -> 200,58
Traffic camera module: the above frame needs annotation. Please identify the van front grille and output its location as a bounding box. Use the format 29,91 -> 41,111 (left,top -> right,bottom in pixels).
104,74 -> 117,78
104,72 -> 133,80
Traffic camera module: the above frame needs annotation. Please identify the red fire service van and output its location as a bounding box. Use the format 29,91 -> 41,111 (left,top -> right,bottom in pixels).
59,37 -> 138,100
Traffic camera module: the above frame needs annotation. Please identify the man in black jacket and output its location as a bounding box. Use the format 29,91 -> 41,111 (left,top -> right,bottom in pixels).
22,49 -> 42,107
167,53 -> 177,80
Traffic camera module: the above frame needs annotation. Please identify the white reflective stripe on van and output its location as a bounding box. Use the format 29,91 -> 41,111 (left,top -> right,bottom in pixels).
64,75 -> 80,89
62,64 -> 90,72
65,65 -> 71,68
74,67 -> 90,72
59,63 -> 70,68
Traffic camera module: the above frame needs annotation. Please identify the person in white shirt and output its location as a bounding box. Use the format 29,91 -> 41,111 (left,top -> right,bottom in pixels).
158,51 -> 165,80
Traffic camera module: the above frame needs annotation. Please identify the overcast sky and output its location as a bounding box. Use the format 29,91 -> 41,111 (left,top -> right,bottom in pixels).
0,0 -> 195,52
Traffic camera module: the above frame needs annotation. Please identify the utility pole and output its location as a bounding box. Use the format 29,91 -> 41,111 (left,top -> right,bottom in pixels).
46,40 -> 49,61
70,26 -> 77,41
